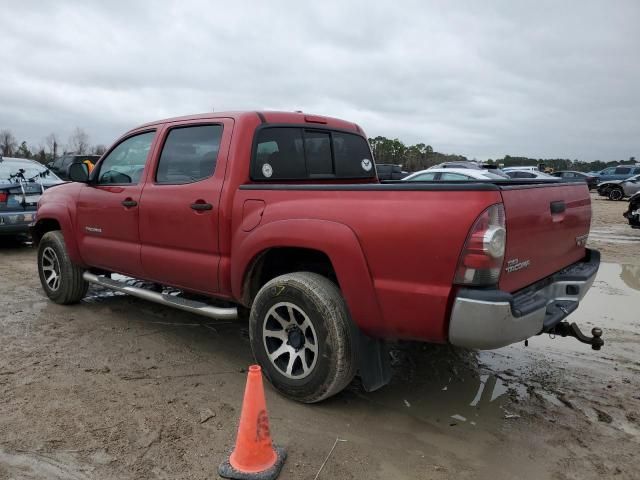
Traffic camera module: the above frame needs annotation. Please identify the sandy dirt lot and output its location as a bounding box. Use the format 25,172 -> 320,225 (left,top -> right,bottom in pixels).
0,193 -> 639,480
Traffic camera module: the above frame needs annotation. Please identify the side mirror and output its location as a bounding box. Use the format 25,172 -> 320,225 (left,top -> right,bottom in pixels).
67,162 -> 89,183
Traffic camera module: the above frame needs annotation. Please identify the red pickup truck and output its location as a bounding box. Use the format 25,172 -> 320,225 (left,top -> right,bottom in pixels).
33,111 -> 602,402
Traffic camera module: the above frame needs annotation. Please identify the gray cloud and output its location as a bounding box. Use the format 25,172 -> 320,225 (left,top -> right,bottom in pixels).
0,0 -> 638,160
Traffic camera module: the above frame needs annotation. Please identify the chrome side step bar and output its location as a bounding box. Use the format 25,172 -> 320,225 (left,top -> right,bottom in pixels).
82,272 -> 238,320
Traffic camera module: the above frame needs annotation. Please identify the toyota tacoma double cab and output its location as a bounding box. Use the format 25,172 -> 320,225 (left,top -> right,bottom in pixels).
33,111 -> 602,403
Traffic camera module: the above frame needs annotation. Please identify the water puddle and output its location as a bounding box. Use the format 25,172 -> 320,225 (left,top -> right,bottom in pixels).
589,226 -> 640,244
343,262 -> 640,429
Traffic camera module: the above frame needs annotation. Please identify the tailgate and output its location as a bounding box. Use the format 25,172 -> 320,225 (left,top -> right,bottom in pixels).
499,183 -> 591,292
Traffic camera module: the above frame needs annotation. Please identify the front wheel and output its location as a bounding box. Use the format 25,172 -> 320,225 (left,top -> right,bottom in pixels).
249,272 -> 357,403
37,231 -> 88,304
609,188 -> 624,201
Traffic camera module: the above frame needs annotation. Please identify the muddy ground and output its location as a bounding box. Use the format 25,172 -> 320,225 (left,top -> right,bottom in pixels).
0,193 -> 639,480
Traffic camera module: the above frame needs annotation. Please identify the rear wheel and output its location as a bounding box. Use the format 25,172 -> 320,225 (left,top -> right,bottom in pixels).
609,187 -> 624,201
249,272 -> 357,403
37,231 -> 88,304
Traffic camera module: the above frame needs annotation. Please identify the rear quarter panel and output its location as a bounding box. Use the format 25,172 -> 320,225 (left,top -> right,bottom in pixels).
231,188 -> 502,342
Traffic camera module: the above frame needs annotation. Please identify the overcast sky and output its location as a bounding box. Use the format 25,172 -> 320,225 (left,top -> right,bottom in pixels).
1,1 -> 638,161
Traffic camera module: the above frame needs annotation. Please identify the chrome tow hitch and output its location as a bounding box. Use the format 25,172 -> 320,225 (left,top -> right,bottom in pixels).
547,322 -> 604,350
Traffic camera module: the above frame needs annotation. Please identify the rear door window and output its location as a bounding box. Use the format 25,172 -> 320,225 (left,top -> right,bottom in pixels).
615,167 -> 631,175
156,125 -> 223,184
252,127 -> 374,180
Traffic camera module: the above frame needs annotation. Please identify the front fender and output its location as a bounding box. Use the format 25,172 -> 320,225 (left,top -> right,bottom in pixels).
35,202 -> 85,267
231,219 -> 384,336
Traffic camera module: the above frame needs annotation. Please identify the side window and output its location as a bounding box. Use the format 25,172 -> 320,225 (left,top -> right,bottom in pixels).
97,131 -> 155,185
410,172 -> 437,181
156,125 -> 223,184
564,172 -> 575,178
602,168 -> 615,175
440,172 -> 471,181
633,168 -> 640,175
615,167 -> 631,175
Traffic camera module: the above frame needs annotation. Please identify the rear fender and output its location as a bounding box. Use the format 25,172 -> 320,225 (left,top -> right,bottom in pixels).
232,219 -> 383,335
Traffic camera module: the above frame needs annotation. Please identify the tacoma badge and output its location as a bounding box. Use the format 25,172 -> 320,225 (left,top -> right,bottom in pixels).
505,258 -> 531,273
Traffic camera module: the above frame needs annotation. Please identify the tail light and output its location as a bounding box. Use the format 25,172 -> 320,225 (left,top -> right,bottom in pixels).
0,192 -> 7,203
454,204 -> 506,286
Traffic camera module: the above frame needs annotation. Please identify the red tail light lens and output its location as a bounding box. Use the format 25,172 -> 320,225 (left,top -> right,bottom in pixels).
0,192 -> 8,203
454,204 -> 506,286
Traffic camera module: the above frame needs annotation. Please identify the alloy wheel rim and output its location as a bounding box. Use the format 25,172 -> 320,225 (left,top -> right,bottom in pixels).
611,189 -> 623,200
262,302 -> 318,379
41,246 -> 61,291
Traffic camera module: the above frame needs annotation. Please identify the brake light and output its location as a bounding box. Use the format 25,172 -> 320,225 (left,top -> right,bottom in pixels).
0,192 -> 7,203
454,204 -> 506,286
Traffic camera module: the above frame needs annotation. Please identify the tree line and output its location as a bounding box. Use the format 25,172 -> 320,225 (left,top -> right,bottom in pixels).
0,128 -> 106,164
369,136 -> 637,173
0,127 -> 635,173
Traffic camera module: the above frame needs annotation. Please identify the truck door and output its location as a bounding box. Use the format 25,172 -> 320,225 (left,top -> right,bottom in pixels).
138,121 -> 231,295
75,131 -> 156,277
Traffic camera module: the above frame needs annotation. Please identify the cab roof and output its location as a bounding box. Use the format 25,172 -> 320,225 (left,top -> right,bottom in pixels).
135,111 -> 363,134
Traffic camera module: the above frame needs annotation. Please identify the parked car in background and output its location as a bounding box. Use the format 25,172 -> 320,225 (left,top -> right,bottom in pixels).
0,157 -> 62,239
376,163 -> 407,180
403,167 -> 506,181
597,174 -> 640,201
48,154 -> 101,180
551,171 -> 598,190
623,191 -> 640,228
502,166 -> 540,174
504,170 -> 559,180
428,161 -> 510,178
592,165 -> 640,183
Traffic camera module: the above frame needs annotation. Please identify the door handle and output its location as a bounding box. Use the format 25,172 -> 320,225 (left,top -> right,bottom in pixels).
190,202 -> 213,211
121,199 -> 138,208
550,201 -> 565,214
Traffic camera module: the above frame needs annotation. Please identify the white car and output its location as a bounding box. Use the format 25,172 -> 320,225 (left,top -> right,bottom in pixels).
502,166 -> 540,173
504,170 -> 558,180
403,168 -> 507,181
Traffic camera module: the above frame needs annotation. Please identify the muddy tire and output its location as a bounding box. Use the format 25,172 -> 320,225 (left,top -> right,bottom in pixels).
249,272 -> 357,403
609,187 -> 624,201
37,231 -> 88,305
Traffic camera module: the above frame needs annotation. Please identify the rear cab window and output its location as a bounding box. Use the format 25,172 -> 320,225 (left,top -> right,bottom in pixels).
251,127 -> 374,181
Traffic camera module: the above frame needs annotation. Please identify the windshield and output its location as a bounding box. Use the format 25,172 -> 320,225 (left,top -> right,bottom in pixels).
0,159 -> 61,183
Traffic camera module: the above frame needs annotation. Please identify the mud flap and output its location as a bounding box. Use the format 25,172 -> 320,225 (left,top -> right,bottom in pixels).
356,332 -> 391,392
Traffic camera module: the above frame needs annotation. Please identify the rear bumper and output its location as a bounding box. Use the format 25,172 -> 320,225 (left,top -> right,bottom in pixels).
0,211 -> 35,236
448,249 -> 600,349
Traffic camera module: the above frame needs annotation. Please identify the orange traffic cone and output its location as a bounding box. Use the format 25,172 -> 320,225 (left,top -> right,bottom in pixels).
218,365 -> 286,480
